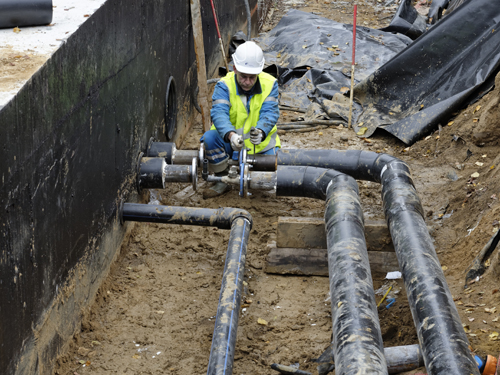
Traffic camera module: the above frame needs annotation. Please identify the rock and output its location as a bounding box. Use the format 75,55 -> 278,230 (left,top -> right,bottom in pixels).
340,135 -> 349,142
77,347 -> 90,357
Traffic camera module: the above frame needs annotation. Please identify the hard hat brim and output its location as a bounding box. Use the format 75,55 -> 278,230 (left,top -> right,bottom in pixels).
233,61 -> 263,75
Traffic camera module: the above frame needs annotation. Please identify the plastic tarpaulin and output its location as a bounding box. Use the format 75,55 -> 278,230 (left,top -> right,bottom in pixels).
353,0 -> 500,144
256,9 -> 412,113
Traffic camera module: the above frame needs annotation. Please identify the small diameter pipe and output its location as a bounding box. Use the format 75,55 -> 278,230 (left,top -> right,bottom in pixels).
277,150 -> 479,375
276,167 -> 387,374
207,217 -> 251,375
121,203 -> 252,375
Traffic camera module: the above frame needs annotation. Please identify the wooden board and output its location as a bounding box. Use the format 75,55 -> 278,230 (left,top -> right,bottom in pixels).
276,217 -> 394,252
265,245 -> 400,277
190,0 -> 211,132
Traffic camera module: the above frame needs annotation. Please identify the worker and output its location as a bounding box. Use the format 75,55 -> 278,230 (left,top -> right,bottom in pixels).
202,41 -> 281,198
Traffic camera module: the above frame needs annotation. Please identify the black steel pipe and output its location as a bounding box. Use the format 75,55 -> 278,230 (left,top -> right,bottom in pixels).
206,217 -> 251,375
138,157 -> 166,190
121,203 -> 252,375
247,154 -> 278,171
147,141 -> 199,164
122,203 -> 251,230
277,167 -> 387,374
325,174 -> 388,375
0,0 -> 53,28
137,156 -> 197,191
277,150 -> 479,375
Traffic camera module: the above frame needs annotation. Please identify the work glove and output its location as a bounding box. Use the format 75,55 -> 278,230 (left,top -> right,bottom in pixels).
250,127 -> 264,145
230,133 -> 244,151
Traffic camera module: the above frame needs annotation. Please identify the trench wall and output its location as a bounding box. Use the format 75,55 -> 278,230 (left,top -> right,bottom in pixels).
0,0 -> 258,373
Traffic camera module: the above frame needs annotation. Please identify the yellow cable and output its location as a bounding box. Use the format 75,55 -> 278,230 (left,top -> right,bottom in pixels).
377,286 -> 392,308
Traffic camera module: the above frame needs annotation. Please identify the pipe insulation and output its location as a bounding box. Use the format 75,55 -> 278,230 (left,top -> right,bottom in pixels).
121,203 -> 252,375
277,167 -> 388,375
0,0 -> 53,28
277,150 -> 479,375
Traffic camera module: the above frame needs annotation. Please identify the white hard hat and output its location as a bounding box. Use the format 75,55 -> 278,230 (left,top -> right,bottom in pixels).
232,41 -> 265,75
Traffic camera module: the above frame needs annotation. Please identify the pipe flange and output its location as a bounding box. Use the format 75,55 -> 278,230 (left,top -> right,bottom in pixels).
243,164 -> 250,198
136,152 -> 144,194
119,199 -> 124,225
239,148 -> 247,165
239,163 -> 250,198
198,142 -> 205,167
146,137 -> 155,156
191,157 -> 198,191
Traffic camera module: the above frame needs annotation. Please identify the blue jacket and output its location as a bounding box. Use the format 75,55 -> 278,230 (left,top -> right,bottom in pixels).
210,75 -> 280,140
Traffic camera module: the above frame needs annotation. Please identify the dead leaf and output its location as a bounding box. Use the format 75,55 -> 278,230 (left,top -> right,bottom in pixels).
485,307 -> 497,314
471,172 -> 480,178
447,121 -> 454,126
340,86 -> 349,94
13,27 -> 20,33
356,127 -> 368,136
302,45 -> 308,49
338,301 -> 343,307
475,162 -> 484,167
318,132 -> 323,136
473,105 -> 481,113
463,324 -> 471,333
277,53 -> 281,58
132,354 -> 141,359
442,266 -> 448,271
473,118 -> 479,123
258,318 -> 268,326
489,332 -> 499,341
468,317 -> 475,322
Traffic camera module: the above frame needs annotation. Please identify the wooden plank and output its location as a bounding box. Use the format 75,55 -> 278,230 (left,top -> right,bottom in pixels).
276,217 -> 394,252
265,246 -> 400,277
190,0 -> 211,132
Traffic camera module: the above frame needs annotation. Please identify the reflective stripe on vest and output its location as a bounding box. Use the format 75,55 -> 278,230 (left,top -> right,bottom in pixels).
219,72 -> 281,154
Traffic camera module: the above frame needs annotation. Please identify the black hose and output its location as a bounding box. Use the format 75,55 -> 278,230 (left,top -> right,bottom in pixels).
206,217 -> 251,375
121,203 -> 252,375
122,203 -> 252,231
277,150 -> 479,375
276,167 -> 387,374
0,0 -> 53,28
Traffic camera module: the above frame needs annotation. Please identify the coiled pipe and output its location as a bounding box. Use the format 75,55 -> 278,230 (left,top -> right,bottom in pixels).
120,203 -> 252,375
277,167 -> 388,375
277,149 -> 479,375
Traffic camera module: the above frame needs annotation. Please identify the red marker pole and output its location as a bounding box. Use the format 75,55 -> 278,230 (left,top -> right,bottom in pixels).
348,4 -> 357,129
210,0 -> 229,74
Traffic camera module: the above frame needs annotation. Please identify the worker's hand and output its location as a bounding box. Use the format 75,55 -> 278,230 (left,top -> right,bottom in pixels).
250,127 -> 264,145
230,133 -> 244,151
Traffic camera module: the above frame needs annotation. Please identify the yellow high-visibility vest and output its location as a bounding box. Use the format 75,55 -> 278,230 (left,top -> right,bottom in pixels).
213,72 -> 280,154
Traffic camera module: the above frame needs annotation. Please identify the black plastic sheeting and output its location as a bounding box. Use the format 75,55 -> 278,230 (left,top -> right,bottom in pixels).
256,9 -> 412,111
353,0 -> 500,144
257,1 -> 500,145
0,0 -> 53,28
380,0 -> 427,39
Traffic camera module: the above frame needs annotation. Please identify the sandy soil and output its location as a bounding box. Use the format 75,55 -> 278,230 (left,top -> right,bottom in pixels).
53,1 -> 500,374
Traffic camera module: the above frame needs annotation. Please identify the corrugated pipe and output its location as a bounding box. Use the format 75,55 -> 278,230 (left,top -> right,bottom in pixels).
277,149 -> 479,375
121,203 -> 252,375
276,166 -> 388,375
